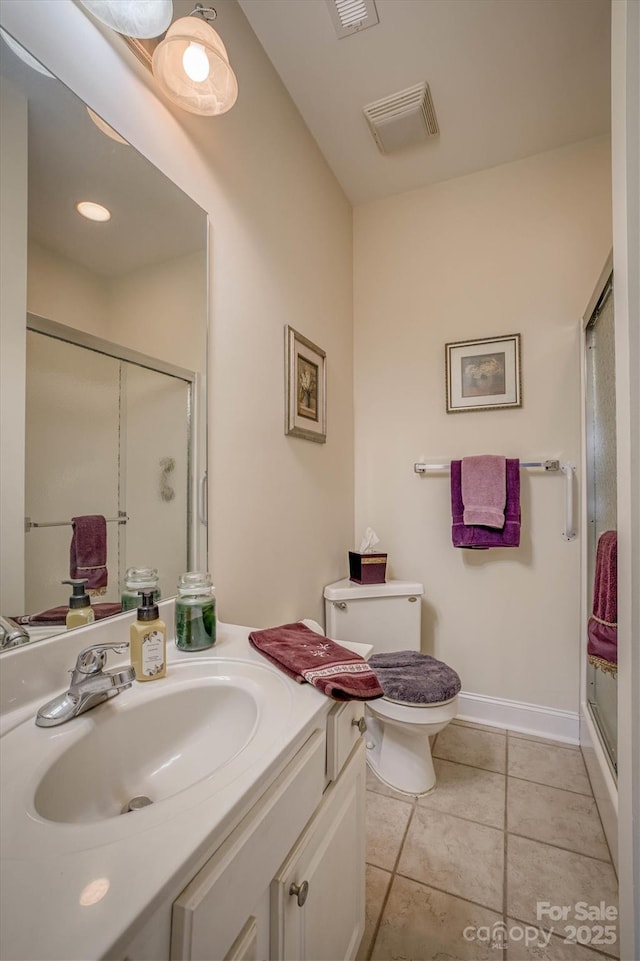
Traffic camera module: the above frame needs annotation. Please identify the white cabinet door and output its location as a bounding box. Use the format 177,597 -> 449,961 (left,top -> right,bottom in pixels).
171,731 -> 325,961
271,741 -> 366,961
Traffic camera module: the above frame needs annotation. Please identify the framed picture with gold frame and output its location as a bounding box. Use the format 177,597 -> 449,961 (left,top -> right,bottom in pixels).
445,333 -> 522,413
285,325 -> 326,443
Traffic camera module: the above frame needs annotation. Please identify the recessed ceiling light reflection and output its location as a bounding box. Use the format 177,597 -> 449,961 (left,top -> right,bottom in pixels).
79,877 -> 110,906
76,201 -> 111,222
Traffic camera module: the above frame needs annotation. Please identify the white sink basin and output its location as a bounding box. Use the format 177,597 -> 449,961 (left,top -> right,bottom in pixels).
35,679 -> 259,823
1,656 -> 295,841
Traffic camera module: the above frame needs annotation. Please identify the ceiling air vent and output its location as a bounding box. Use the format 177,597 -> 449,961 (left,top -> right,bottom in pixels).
326,0 -> 379,39
363,82 -> 439,154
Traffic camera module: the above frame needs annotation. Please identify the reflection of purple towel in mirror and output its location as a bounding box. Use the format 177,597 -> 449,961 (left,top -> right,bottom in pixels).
451,459 -> 520,548
70,515 -> 108,591
13,603 -> 122,625
587,531 -> 617,667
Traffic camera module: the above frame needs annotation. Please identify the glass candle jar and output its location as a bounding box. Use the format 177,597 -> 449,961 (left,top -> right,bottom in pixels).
121,567 -> 160,611
175,571 -> 216,651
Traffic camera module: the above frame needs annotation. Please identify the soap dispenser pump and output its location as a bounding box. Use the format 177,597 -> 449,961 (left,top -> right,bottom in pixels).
130,591 -> 166,682
62,578 -> 95,629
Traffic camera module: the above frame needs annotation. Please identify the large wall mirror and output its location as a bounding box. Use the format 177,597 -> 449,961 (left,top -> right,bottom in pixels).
0,30 -> 208,647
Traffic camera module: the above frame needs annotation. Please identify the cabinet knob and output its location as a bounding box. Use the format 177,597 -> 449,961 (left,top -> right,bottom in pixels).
352,716 -> 367,734
289,880 -> 309,907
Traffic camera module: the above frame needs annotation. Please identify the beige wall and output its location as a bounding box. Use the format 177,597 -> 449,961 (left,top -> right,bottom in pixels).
354,137 -> 612,713
27,240 -> 110,334
2,0 -> 354,629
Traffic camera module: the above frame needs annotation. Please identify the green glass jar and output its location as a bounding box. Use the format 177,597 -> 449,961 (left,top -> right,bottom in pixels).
121,567 -> 160,611
175,571 -> 216,651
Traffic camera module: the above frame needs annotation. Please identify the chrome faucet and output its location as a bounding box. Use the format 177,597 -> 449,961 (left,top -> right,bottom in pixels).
35,641 -> 135,727
0,616 -> 30,649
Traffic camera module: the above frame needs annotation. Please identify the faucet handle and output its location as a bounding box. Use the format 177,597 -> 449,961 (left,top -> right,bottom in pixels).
74,641 -> 129,676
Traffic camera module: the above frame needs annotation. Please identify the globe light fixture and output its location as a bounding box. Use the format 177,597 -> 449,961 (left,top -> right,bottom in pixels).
79,1 -> 173,40
152,5 -> 237,116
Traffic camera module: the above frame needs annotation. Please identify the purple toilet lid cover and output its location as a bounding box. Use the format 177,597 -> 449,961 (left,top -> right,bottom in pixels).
369,650 -> 461,705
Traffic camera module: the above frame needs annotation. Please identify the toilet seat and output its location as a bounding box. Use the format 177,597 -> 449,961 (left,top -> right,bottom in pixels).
369,650 -> 462,705
367,692 -> 458,726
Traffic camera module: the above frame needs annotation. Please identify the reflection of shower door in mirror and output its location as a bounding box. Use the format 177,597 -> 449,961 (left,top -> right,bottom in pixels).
585,277 -> 617,774
25,329 -> 191,613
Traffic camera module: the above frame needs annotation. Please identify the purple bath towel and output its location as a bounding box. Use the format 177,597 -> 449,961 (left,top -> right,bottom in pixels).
461,455 -> 507,528
369,651 -> 461,705
587,531 -> 617,672
70,515 -> 108,592
451,459 -> 520,548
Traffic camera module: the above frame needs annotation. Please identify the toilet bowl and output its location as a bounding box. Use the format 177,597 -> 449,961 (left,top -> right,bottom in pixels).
324,578 -> 461,797
364,694 -> 459,796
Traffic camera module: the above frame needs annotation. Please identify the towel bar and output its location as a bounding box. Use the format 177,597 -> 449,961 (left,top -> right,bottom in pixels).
25,512 -> 128,532
413,459 -> 577,541
414,460 -> 560,472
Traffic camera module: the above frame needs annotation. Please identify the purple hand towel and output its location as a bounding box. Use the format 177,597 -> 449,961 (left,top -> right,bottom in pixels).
13,603 -> 122,626
249,622 -> 384,701
587,531 -> 617,672
451,459 -> 521,548
461,455 -> 507,528
70,515 -> 108,592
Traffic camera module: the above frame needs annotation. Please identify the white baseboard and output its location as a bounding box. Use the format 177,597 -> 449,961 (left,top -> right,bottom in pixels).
457,691 -> 580,744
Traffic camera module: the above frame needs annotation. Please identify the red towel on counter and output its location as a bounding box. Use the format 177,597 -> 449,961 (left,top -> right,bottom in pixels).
70,515 -> 108,593
249,622 -> 384,701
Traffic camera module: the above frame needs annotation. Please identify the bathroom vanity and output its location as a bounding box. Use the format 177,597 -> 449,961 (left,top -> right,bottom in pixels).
0,602 -> 367,961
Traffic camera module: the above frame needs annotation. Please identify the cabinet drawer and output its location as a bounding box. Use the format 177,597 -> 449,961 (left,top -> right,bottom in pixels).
326,701 -> 366,782
171,729 -> 325,961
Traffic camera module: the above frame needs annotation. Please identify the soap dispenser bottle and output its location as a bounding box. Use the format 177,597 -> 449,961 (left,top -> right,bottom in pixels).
130,591 -> 166,682
62,579 -> 95,629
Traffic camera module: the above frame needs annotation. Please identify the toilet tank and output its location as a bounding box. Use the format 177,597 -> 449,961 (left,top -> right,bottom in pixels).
324,578 -> 423,654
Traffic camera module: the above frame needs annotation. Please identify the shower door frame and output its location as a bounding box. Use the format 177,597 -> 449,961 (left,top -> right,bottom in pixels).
578,252 -> 618,869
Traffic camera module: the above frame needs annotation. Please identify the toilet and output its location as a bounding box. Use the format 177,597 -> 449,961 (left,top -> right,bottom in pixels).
324,578 -> 460,796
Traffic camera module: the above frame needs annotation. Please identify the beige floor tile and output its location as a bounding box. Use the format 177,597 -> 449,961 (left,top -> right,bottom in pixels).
505,922 -> 618,961
418,758 -> 506,828
508,739 -> 592,795
507,836 -> 619,958
397,806 -> 504,911
365,791 -> 413,871
508,730 -> 580,751
452,717 -> 507,736
433,722 -> 507,773
356,865 -> 391,961
370,875 -> 503,961
508,777 -> 610,860
366,765 -> 418,803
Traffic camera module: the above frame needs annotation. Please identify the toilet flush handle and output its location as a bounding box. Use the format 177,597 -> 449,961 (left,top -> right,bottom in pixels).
334,601 -> 347,611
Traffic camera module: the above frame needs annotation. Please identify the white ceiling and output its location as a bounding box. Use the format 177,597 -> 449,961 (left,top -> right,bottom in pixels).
238,0 -> 611,206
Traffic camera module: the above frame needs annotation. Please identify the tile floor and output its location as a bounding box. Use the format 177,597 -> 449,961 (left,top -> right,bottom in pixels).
358,720 -> 619,961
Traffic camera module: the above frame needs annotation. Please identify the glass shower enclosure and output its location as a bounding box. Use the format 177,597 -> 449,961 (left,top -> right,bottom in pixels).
584,273 -> 617,774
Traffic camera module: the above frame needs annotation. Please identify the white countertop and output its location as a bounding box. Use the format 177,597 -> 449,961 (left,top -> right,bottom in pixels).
0,610 -> 369,961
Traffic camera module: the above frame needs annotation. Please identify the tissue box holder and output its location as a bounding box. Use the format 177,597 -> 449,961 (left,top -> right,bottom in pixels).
349,551 -> 387,584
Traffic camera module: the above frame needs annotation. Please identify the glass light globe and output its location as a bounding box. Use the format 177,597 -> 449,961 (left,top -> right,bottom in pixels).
79,1 -> 173,39
0,29 -> 55,77
182,42 -> 210,83
86,108 -> 129,145
152,16 -> 238,116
